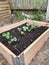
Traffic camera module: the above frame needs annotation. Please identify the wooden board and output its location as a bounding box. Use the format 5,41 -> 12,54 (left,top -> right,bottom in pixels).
0,20 -> 49,65
0,1 -> 11,22
0,1 -> 9,5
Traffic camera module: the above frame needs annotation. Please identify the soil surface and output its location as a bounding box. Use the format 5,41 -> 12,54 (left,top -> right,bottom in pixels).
0,23 -> 48,55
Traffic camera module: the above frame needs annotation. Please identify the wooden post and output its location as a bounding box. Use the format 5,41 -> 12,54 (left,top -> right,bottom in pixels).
46,0 -> 49,21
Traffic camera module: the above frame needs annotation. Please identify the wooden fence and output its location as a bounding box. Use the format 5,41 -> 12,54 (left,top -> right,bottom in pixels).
8,0 -> 48,10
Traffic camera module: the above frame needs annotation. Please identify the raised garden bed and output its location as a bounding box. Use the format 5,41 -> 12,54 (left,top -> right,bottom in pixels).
0,20 -> 49,65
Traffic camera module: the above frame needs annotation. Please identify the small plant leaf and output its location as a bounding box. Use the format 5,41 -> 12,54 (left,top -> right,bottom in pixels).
13,45 -> 19,52
17,28 -> 22,31
8,41 -> 12,45
22,26 -> 27,31
10,35 -> 13,38
25,27 -> 28,30
28,29 -> 31,32
26,23 -> 30,27
11,39 -> 14,42
2,33 -> 6,37
6,36 -> 10,39
7,32 -> 10,35
13,45 -> 17,50
13,37 -> 17,41
21,31 -> 25,35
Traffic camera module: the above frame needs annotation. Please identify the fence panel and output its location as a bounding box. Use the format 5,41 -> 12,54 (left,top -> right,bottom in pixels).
8,0 -> 48,10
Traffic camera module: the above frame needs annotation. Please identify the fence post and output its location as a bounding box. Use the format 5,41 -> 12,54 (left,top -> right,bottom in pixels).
46,0 -> 49,21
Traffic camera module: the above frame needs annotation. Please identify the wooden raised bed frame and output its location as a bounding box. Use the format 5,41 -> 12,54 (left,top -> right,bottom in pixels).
0,20 -> 49,65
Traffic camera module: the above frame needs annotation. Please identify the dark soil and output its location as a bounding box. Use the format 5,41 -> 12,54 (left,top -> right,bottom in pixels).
0,23 -> 48,55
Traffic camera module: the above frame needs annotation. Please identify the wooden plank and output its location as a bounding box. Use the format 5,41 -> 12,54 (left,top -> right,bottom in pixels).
0,1 -> 9,5
0,1 -> 11,22
27,20 -> 49,27
0,3 -> 9,5
0,15 -> 11,20
0,10 -> 11,14
0,8 -> 10,11
0,5 -> 10,8
0,17 -> 11,24
10,0 -> 47,9
0,13 -> 10,17
46,0 -> 49,21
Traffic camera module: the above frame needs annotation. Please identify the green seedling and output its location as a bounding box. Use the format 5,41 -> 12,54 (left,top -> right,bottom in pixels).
2,33 -> 6,37
22,26 -> 29,32
28,29 -> 31,32
31,22 -> 38,29
2,32 -> 10,39
11,37 -> 17,42
25,27 -> 28,30
2,32 -> 18,45
17,27 -> 22,31
22,26 -> 27,31
8,37 -> 17,45
8,41 -> 12,45
21,31 -> 25,35
10,35 -> 13,38
26,23 -> 30,27
13,45 -> 19,52
13,45 -> 17,50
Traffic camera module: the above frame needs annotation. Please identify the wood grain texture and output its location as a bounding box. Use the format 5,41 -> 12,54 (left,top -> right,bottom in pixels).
0,1 -> 11,22
8,0 -> 47,9
0,1 -> 9,5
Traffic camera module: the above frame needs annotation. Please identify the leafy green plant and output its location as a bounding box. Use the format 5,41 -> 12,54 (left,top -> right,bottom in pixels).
2,32 -> 10,39
20,31 -> 25,35
8,36 -> 17,45
31,22 -> 38,29
13,9 -> 45,21
13,10 -> 24,21
13,10 -> 31,21
22,26 -> 28,31
13,45 -> 19,52
26,23 -> 30,27
2,32 -> 17,45
31,10 -> 44,21
11,37 -> 17,42
17,23 -> 38,35
17,27 -> 22,31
